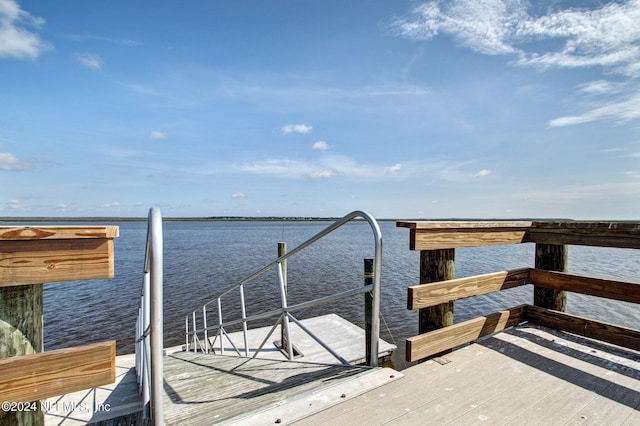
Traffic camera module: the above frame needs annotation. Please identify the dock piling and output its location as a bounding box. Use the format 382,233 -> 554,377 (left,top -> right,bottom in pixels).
418,249 -> 455,333
534,243 -> 568,311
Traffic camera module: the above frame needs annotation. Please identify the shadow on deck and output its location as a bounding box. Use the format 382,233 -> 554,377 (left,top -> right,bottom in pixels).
162,352 -> 399,425
295,323 -> 640,425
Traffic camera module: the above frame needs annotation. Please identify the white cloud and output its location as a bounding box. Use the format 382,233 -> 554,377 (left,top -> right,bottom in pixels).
150,130 -> 168,140
395,0 -> 640,126
282,124 -> 312,134
76,53 -> 102,70
231,192 -> 247,198
474,169 -> 492,178
0,152 -> 30,170
312,140 -> 329,150
102,202 -> 120,208
395,0 -> 640,75
0,0 -> 50,59
385,163 -> 402,175
309,169 -> 338,179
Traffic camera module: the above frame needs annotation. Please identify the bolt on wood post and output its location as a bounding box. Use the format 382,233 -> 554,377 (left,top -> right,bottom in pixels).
419,249 -> 455,334
364,258 -> 374,365
0,284 -> 44,426
278,242 -> 288,350
534,243 -> 568,311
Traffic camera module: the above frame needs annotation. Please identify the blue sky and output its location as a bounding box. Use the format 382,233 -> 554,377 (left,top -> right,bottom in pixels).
1,0 -> 639,219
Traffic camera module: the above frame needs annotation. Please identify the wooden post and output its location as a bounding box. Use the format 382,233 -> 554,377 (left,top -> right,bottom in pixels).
278,242 -> 287,350
0,284 -> 44,425
364,258 -> 374,365
534,243 -> 568,311
419,249 -> 455,333
0,226 -> 117,426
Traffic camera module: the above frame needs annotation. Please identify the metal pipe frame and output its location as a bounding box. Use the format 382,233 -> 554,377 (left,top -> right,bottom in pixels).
135,207 -> 164,425
185,210 -> 383,367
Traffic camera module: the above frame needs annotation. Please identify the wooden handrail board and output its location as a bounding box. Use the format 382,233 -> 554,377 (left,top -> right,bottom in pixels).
0,226 -> 119,241
409,229 -> 529,250
0,341 -> 115,402
408,268 -> 531,310
525,306 -> 640,352
406,305 -> 527,362
528,221 -> 640,249
0,238 -> 114,286
396,221 -> 534,230
530,269 -> 640,305
396,220 -> 640,249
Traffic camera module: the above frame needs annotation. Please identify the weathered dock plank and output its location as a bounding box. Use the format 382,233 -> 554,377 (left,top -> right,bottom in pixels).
201,313 -> 396,365
162,351 -> 396,425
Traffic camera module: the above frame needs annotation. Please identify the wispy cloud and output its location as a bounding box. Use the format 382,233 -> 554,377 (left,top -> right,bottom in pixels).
231,192 -> 247,199
439,163 -> 494,182
64,33 -> 142,46
394,0 -> 640,126
76,53 -> 102,70
0,0 -> 50,59
549,87 -> 640,127
0,151 -> 31,170
474,169 -> 492,178
282,124 -> 312,134
150,130 -> 168,140
5,198 -> 28,211
240,155 -> 407,181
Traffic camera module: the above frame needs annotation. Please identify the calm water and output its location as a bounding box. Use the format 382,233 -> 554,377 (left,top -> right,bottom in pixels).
30,220 -> 640,368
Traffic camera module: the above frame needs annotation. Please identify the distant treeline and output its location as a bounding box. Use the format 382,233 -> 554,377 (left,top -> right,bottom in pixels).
0,216 -> 568,223
0,216 -> 348,223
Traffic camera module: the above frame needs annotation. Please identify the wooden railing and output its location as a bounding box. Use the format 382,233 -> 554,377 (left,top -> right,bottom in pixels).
396,221 -> 640,363
0,226 -> 119,424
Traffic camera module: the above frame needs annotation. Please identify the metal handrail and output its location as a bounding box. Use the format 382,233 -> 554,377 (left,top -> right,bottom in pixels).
185,210 -> 383,367
135,207 -> 164,425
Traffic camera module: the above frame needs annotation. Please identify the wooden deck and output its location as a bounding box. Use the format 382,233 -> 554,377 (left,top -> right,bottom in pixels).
296,323 -> 640,425
43,314 -> 398,425
200,313 -> 396,365
163,352 -> 399,425
44,323 -> 640,425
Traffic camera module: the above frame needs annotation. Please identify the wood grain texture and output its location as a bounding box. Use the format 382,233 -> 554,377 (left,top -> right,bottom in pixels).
0,226 -> 119,240
530,268 -> 640,304
406,305 -> 527,362
527,221 -> 640,249
408,268 -> 531,310
410,229 -> 529,250
0,238 -> 114,286
396,220 -> 640,249
0,341 -> 115,402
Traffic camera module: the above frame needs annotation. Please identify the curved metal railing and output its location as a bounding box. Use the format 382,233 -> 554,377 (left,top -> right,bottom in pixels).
185,210 -> 383,367
135,207 -> 164,424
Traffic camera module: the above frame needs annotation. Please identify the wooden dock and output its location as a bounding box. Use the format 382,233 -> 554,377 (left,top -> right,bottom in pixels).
7,219 -> 640,425
296,323 -> 640,425
43,314 -> 398,425
44,322 -> 640,425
